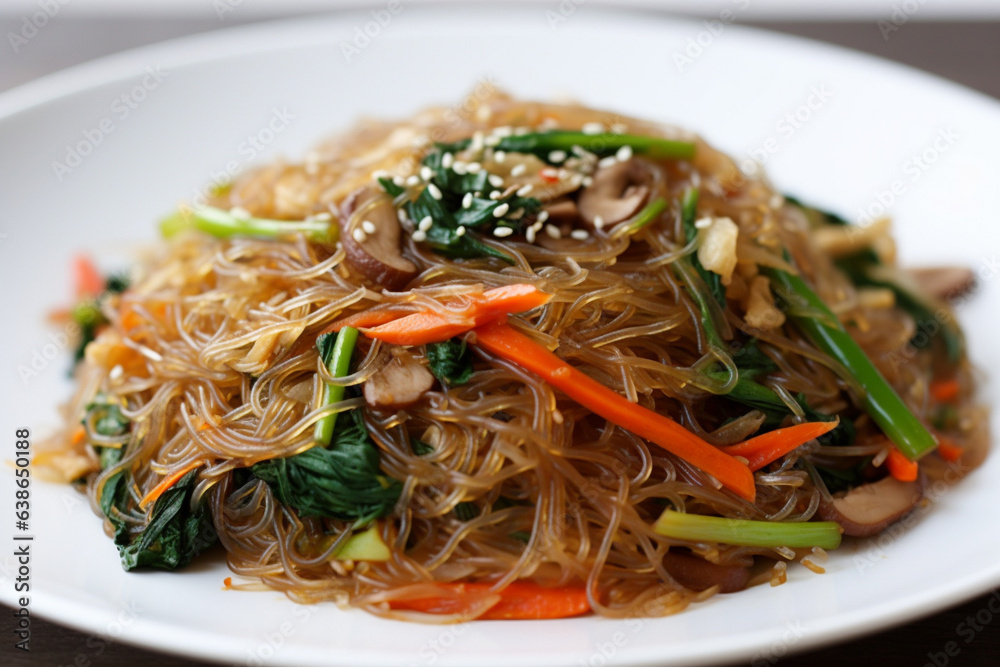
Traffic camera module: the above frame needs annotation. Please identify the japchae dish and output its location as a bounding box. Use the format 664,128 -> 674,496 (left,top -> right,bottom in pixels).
39,93 -> 987,622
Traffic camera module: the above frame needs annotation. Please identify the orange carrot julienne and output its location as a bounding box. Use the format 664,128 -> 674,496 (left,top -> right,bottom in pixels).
930,378 -> 960,403
472,321 -> 756,502
936,437 -> 963,462
74,255 -> 105,298
885,445 -> 919,482
388,582 -> 590,620
722,420 -> 840,472
322,307 -> 412,335
71,425 -> 87,446
363,284 -> 552,346
138,460 -> 205,510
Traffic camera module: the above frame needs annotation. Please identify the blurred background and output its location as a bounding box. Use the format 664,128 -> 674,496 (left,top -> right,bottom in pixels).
1,1 -> 998,666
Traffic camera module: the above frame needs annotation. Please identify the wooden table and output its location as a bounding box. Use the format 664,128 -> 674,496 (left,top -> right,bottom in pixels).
1,12 -> 997,667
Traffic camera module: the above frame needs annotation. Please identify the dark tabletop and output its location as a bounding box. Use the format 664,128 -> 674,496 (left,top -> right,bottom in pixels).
1,11 -> 998,667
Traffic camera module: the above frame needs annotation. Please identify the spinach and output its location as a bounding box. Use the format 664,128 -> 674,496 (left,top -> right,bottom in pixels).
251,408 -> 400,522
425,338 -> 474,387
437,130 -> 696,162
411,437 -> 435,456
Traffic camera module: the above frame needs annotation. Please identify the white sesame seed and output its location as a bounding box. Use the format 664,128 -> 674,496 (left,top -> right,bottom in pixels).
525,227 -> 536,244
598,155 -> 618,168
508,208 -> 524,220
229,206 -> 251,220
418,216 -> 433,231
582,122 -> 605,135
372,169 -> 391,181
109,364 -> 123,381
462,192 -> 473,209
397,209 -> 409,223
484,135 -> 501,147
593,215 -> 605,230
493,203 -> 510,218
493,226 -> 514,237
510,163 -> 527,177
537,210 -> 550,223
392,175 -> 406,186
314,211 -> 333,221
694,216 -> 713,229
488,174 -> 504,188
455,226 -> 466,237
439,152 -> 452,169
427,183 -> 443,200
530,220 -> 544,232
489,190 -> 502,200
494,151 -> 506,163
406,174 -> 421,186
452,161 -> 468,175
361,220 -> 377,234
616,145 -> 633,162
548,150 -> 567,163
471,131 -> 485,152
412,230 -> 427,242
467,162 -> 483,174
571,229 -> 590,240
582,176 -> 594,187
420,166 -> 434,181
493,126 -> 513,137
545,224 -> 561,239
516,184 -> 534,197
352,228 -> 367,243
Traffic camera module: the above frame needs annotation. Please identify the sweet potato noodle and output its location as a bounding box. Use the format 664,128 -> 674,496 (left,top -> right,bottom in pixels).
41,91 -> 988,622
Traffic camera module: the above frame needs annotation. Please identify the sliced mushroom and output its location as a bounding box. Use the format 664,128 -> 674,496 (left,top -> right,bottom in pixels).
541,198 -> 580,225
363,351 -> 435,411
340,187 -> 417,291
817,475 -> 923,537
907,267 -> 976,301
576,159 -> 653,228
663,551 -> 749,594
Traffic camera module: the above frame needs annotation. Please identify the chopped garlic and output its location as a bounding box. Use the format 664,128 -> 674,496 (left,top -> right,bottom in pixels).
743,275 -> 786,331
697,217 -> 739,285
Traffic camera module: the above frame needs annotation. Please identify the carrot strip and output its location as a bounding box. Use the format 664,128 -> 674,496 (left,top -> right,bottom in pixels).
722,420 -> 839,472
930,378 -> 960,403
885,445 -> 919,482
388,582 -> 590,620
936,437 -> 963,463
322,307 -> 411,335
472,321 -> 756,501
363,284 -> 552,346
138,460 -> 205,510
70,425 -> 87,446
74,255 -> 105,298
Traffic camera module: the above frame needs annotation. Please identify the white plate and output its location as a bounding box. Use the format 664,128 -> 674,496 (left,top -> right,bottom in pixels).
1,6 -> 998,666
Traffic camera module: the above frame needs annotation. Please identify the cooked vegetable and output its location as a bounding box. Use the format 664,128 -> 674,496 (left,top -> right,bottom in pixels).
817,475 -> 922,537
341,187 -> 418,290
314,326 -> 360,446
363,351 -> 435,410
138,459 -> 207,510
885,445 -> 919,482
387,582 -> 591,620
426,338 -> 475,387
662,551 -> 749,593
443,129 -> 696,162
160,205 -> 334,242
654,510 -> 842,550
577,159 -> 652,227
723,420 -> 840,471
472,321 -> 756,502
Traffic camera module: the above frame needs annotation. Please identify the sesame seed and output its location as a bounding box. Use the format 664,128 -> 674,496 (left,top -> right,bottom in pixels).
393,175 -> 406,187
462,192 -> 473,209
455,226 -> 466,237
510,163 -> 527,177
453,161 -> 468,175
466,162 -> 482,174
361,220 -> 377,234
582,122 -> 605,135
427,183 -> 443,200
694,217 -> 713,229
493,203 -> 510,218
489,190 -> 502,200
516,184 -> 533,197
372,169 -> 391,181
570,229 -> 589,240
548,150 -> 567,163
420,166 -> 433,181
488,174 -> 504,188
616,145 -> 633,162
508,208 -> 524,220
471,131 -> 485,152
493,226 -> 514,237
598,155 -> 618,168
484,135 -> 501,147
418,216 -> 433,231
352,228 -> 367,243
406,174 -> 421,186
494,151 -> 506,163
229,206 -> 251,220
397,209 -> 409,223
545,224 -> 561,239
109,364 -> 123,381
593,215 -> 605,230
582,176 -> 594,187
314,211 -> 333,221
412,230 -> 427,242
442,152 -> 454,169
525,227 -> 536,243
493,126 -> 513,137
537,210 -> 550,223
